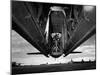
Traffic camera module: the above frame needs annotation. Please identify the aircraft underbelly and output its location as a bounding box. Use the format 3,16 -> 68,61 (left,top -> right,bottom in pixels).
12,1 -> 96,58
48,11 -> 68,58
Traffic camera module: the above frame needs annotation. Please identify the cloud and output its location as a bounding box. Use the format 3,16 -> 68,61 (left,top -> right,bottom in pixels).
73,57 -> 95,61
83,6 -> 94,12
65,44 -> 96,62
81,34 -> 96,46
11,30 -> 96,65
11,30 -> 39,53
74,45 -> 95,54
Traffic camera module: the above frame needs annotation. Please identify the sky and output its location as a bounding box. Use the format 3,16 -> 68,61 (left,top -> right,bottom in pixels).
11,30 -> 96,65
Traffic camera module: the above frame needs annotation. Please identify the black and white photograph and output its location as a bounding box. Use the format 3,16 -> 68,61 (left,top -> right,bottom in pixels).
11,0 -> 96,74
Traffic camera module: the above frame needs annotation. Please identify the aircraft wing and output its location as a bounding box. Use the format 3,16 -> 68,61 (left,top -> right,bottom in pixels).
12,1 -> 49,57
64,6 -> 96,56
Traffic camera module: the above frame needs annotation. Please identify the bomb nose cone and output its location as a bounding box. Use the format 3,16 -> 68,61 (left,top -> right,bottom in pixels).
50,51 -> 63,58
50,45 -> 63,58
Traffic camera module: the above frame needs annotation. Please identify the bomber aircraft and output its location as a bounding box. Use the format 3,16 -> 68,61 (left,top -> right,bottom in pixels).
12,1 -> 96,58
